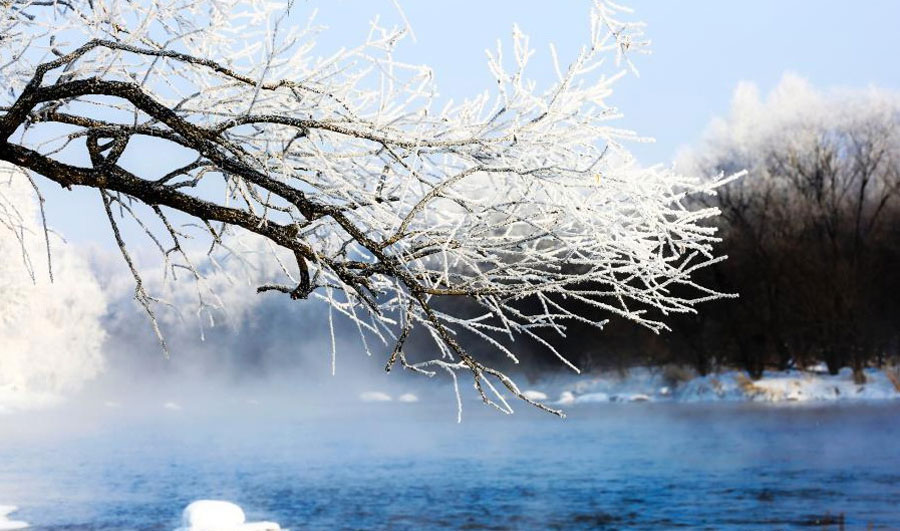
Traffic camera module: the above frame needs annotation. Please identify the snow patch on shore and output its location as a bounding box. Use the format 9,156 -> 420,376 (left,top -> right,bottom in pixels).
359,391 -> 392,402
680,368 -> 899,403
163,401 -> 183,411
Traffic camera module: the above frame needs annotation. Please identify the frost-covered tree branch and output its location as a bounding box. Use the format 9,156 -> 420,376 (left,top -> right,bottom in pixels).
0,0 -> 733,417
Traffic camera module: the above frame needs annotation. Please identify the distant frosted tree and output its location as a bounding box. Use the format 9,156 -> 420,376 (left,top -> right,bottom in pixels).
0,0 -> 731,416
0,164 -> 106,404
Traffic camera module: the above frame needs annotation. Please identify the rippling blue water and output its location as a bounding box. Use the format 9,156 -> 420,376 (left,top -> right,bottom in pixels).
1,401 -> 898,529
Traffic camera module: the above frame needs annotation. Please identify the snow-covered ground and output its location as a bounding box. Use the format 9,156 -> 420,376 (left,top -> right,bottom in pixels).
527,366 -> 900,406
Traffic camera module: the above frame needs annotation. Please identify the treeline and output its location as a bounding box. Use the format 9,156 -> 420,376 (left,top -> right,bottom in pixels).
680,124 -> 900,378
433,79 -> 900,380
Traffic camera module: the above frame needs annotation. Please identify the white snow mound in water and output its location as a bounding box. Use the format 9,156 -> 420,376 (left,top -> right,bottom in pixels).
0,505 -> 29,530
397,393 -> 419,403
522,390 -> 548,401
359,391 -> 392,402
175,500 -> 280,531
574,392 -> 609,404
557,391 -> 575,405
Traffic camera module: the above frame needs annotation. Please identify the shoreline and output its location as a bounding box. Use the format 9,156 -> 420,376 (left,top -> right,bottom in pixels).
527,366 -> 900,406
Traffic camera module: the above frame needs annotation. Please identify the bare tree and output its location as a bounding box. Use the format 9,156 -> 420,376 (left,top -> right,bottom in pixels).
0,0 -> 731,417
684,75 -> 900,377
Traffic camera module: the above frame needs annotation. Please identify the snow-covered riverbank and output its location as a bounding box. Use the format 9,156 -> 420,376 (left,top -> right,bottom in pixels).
527,366 -> 900,406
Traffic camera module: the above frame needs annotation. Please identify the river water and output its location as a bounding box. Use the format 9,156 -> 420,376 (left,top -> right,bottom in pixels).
1,401 -> 898,529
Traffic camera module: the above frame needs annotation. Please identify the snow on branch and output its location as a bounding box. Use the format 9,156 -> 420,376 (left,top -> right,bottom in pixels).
0,0 -> 733,418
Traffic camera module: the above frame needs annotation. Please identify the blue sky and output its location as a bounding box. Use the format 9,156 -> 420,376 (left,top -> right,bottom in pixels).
36,0 -> 900,244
